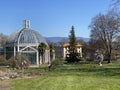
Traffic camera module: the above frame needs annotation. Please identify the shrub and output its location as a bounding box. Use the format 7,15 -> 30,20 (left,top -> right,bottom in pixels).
65,53 -> 80,63
0,55 -> 8,66
8,55 -> 30,69
51,59 -> 64,66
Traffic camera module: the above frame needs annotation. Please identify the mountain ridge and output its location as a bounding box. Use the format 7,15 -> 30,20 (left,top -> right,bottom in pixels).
45,37 -> 90,43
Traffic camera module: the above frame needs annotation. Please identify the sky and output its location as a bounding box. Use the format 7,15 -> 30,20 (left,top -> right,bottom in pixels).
0,0 -> 112,38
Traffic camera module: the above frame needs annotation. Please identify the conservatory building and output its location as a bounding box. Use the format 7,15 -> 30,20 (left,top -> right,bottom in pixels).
5,20 -> 50,66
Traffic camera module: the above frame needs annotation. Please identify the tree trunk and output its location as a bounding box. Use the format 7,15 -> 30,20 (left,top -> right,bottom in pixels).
108,59 -> 111,63
39,53 -> 40,65
42,54 -> 44,64
107,54 -> 111,63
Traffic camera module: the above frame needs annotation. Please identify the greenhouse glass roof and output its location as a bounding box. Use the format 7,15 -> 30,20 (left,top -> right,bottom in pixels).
6,20 -> 48,45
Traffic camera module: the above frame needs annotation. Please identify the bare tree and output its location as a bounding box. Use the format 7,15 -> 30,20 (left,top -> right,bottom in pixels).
112,0 -> 120,5
77,39 -> 89,59
0,33 -> 8,47
111,0 -> 120,7
89,9 -> 120,63
112,36 -> 120,59
89,38 -> 105,61
0,55 -> 7,66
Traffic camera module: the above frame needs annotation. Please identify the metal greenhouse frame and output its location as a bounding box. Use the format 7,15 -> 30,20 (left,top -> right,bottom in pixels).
5,20 -> 50,66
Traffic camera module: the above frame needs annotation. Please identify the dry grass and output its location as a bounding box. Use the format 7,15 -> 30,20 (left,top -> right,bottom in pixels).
0,80 -> 10,90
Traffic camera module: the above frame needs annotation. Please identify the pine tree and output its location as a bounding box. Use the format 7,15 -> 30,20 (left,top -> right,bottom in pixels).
69,26 -> 77,54
66,26 -> 80,63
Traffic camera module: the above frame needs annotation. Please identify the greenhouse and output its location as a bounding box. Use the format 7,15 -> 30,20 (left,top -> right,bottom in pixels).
5,20 -> 50,66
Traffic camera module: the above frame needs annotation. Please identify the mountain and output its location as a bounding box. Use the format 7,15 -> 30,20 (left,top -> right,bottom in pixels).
45,37 -> 90,43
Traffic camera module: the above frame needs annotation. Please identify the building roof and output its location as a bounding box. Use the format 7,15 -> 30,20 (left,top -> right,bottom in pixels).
63,43 -> 82,47
6,20 -> 48,45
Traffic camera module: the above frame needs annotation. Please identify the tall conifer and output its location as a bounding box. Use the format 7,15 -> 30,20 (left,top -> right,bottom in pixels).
66,26 -> 80,63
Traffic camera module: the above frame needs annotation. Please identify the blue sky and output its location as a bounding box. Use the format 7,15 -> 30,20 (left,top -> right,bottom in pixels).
0,0 -> 111,38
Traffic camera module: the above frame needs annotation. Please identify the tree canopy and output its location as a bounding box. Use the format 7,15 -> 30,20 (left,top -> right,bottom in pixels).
38,42 -> 48,64
89,9 -> 120,63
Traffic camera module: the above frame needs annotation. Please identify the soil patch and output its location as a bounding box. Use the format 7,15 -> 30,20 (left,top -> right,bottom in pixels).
0,80 -> 10,90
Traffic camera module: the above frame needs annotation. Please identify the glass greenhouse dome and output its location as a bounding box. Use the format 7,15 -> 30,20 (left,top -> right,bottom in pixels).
5,20 -> 50,66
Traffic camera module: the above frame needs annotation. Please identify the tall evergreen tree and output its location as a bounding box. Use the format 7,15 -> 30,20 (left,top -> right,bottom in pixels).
69,26 -> 77,54
66,26 -> 80,63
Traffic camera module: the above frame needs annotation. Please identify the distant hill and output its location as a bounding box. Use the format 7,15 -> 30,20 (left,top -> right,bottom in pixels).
45,37 -> 90,43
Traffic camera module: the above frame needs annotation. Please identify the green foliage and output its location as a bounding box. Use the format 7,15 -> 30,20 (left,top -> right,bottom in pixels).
66,26 -> 80,63
38,42 -> 48,55
66,52 -> 80,63
49,43 -> 55,60
8,55 -> 30,69
69,26 -> 76,46
38,42 -> 48,63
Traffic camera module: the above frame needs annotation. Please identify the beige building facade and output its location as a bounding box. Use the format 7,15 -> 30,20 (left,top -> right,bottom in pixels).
63,43 -> 82,58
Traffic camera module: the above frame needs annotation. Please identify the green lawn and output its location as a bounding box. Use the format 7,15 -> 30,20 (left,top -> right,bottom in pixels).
10,61 -> 120,90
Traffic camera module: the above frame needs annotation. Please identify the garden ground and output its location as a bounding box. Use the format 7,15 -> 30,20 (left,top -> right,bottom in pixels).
0,60 -> 120,90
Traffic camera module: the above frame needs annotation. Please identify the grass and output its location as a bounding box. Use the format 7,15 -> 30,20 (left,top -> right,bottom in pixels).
10,61 -> 120,90
11,75 -> 120,90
